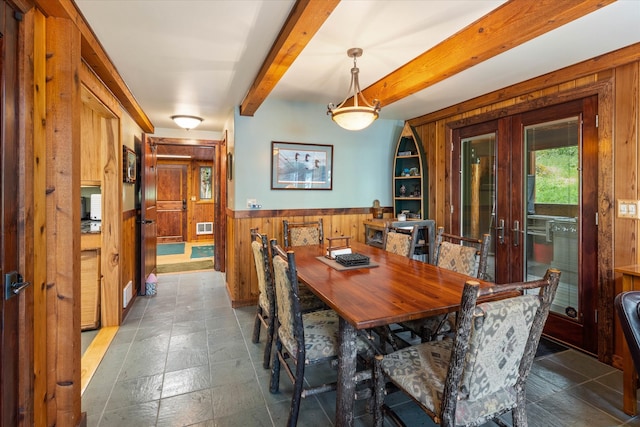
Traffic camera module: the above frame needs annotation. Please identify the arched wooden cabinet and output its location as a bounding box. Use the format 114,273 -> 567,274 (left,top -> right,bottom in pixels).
393,123 -> 427,219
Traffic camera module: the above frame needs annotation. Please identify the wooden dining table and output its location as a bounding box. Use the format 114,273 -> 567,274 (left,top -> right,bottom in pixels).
292,241 -> 494,427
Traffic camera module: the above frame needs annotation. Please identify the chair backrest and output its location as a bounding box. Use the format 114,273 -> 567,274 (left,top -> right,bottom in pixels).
615,291 -> 640,373
434,226 -> 491,279
250,228 -> 273,313
269,239 -> 304,352
390,219 -> 436,263
283,218 -> 324,247
383,224 -> 419,258
441,269 -> 560,425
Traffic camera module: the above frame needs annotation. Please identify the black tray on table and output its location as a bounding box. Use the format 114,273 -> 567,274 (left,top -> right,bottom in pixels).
334,253 -> 370,267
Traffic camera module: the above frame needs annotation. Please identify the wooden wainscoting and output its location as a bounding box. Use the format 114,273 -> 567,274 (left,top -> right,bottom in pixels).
225,207 -> 393,307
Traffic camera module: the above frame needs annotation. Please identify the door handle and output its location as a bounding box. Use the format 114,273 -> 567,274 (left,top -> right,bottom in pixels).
512,220 -> 520,247
5,271 -> 31,300
496,218 -> 505,244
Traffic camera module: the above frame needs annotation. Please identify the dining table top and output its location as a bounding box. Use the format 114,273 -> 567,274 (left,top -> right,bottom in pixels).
291,241 -> 494,330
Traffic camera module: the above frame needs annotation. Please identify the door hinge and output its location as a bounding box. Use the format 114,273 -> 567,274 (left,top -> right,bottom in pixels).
595,212 -> 598,226
595,309 -> 598,323
595,114 -> 599,128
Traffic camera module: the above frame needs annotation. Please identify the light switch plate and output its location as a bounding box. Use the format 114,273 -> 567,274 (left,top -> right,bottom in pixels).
617,199 -> 640,218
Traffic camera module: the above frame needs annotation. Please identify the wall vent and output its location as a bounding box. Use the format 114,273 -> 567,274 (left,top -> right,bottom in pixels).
123,281 -> 133,308
196,222 -> 213,235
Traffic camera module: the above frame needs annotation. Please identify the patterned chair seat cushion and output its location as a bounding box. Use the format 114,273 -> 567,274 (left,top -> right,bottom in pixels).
437,241 -> 479,276
380,338 -> 518,426
298,283 -> 327,312
280,309 -> 370,363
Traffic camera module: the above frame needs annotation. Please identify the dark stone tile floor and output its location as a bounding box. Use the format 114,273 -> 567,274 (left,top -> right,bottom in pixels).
82,270 -> 640,426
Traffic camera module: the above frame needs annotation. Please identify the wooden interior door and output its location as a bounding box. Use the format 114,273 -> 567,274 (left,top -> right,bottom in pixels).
1,4 -> 32,423
138,134 -> 157,295
156,163 -> 188,244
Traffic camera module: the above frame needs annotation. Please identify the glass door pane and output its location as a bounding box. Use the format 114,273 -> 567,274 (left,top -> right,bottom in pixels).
524,117 -> 580,320
461,133 -> 496,282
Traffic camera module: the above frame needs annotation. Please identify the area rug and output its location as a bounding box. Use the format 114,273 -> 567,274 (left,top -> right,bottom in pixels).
157,242 -> 185,256
157,259 -> 214,274
190,245 -> 214,259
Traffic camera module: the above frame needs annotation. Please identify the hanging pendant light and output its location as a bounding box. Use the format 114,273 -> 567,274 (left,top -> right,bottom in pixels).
327,48 -> 380,131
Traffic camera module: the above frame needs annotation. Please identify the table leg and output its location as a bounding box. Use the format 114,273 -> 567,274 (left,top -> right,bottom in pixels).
336,317 -> 357,427
622,274 -> 638,416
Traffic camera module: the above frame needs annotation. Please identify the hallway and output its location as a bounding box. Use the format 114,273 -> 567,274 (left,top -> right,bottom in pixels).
82,270 -> 640,426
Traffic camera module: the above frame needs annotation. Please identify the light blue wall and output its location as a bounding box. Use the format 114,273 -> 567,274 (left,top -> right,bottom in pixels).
232,98 -> 403,211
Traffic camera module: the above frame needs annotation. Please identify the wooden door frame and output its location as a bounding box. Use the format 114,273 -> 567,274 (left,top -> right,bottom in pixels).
149,137 -> 226,270
448,96 -> 600,354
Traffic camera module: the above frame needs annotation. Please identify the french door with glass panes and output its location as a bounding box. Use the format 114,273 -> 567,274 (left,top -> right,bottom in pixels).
451,97 -> 598,354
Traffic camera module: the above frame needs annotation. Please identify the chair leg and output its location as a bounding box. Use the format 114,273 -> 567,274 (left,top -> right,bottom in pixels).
373,355 -> 385,427
251,307 -> 262,344
262,316 -> 274,369
287,357 -> 306,427
270,338 -> 282,393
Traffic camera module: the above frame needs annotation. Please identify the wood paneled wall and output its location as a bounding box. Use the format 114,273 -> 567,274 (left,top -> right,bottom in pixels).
121,210 -> 138,315
225,209 -> 393,307
407,42 -> 640,365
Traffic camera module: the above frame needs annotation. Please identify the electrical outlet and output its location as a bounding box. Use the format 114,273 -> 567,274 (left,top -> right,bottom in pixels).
247,198 -> 257,208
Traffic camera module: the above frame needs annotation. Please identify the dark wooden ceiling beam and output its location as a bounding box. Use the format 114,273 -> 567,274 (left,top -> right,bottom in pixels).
361,0 -> 616,108
35,0 -> 155,133
239,0 -> 340,117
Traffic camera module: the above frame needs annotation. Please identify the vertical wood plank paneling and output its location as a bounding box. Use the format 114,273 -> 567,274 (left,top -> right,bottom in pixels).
597,79 -> 615,363
45,16 -> 82,426
101,117 -> 121,326
228,212 -> 391,307
121,211 -> 137,314
30,8 -> 48,427
17,6 -> 36,425
613,63 -> 640,362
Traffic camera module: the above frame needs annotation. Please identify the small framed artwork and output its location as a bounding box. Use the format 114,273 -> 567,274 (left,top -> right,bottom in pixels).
123,146 -> 136,183
200,166 -> 213,199
271,141 -> 333,190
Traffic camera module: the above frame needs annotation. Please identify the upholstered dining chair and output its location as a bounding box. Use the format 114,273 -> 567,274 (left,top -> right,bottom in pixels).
283,218 -> 324,247
401,227 -> 492,342
268,239 -> 373,427
373,269 -> 561,427
250,228 -> 276,369
389,219 -> 436,263
434,226 -> 492,280
282,218 -> 327,312
615,291 -> 640,373
376,224 -> 421,351
382,223 -> 419,257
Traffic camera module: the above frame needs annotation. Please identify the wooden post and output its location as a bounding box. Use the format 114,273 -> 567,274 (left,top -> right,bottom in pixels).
45,16 -> 82,426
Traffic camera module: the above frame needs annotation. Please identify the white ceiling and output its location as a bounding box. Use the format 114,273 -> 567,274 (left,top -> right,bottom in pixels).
74,0 -> 640,133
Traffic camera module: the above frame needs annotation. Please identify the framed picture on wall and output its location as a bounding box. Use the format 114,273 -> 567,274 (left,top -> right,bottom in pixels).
271,141 -> 333,190
200,166 -> 213,199
123,146 -> 136,183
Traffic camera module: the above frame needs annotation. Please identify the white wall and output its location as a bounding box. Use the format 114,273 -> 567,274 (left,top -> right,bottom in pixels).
232,99 -> 402,211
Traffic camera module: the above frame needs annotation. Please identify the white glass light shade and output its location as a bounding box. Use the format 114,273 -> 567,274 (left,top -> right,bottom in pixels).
329,106 -> 379,131
327,48 -> 380,131
171,115 -> 203,130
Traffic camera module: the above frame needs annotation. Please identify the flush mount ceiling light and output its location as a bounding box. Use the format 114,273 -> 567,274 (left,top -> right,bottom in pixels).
171,115 -> 203,130
327,48 -> 380,131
